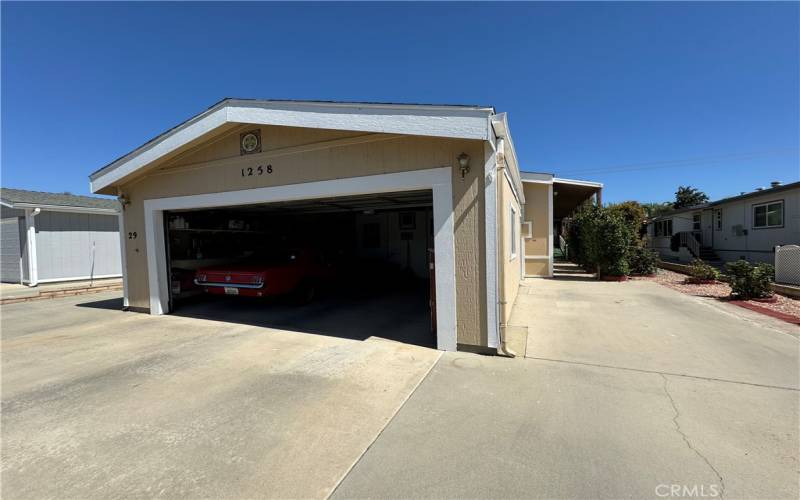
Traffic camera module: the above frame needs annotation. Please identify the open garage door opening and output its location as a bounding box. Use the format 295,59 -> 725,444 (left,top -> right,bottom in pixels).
164,190 -> 436,348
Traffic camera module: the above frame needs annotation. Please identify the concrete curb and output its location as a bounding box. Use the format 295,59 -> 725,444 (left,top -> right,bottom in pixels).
0,284 -> 122,305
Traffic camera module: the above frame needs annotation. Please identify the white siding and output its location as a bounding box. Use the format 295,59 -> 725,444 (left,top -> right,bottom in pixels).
713,188 -> 800,264
1,217 -> 22,283
35,211 -> 122,281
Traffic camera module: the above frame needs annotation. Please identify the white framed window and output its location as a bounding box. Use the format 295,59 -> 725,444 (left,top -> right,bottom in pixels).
753,200 -> 783,229
715,210 -> 722,231
654,219 -> 673,237
510,205 -> 518,260
692,213 -> 701,231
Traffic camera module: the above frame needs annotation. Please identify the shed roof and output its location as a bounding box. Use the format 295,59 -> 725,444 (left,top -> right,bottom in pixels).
1,188 -> 119,211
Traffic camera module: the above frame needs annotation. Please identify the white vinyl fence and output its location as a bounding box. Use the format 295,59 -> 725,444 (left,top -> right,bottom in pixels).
775,245 -> 800,286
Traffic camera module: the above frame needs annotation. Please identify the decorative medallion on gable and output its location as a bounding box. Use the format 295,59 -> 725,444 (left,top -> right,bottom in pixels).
240,129 -> 262,155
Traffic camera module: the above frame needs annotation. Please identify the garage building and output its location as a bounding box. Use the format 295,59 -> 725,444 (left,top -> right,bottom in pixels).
89,99 -> 600,354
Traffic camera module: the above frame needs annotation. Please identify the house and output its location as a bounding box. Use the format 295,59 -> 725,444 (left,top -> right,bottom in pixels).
646,181 -> 800,264
519,172 -> 603,276
1,188 -> 122,285
89,99 -> 601,354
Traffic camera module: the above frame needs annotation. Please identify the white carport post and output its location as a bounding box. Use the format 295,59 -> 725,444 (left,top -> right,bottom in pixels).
24,207 -> 40,287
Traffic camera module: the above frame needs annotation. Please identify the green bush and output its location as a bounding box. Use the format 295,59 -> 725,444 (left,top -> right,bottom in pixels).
688,259 -> 720,282
725,260 -> 774,299
569,205 -> 633,277
607,201 -> 647,237
629,245 -> 659,275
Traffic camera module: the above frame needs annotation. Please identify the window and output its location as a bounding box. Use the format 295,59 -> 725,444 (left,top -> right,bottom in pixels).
510,205 -> 518,260
753,201 -> 783,229
654,219 -> 673,237
715,210 -> 722,231
692,213 -> 701,231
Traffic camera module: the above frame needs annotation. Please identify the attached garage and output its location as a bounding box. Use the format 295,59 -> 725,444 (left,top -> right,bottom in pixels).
89,99 -> 536,353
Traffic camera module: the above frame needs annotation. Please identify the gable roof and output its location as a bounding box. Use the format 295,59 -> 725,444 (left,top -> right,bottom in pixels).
1,188 -> 119,212
89,98 -> 498,193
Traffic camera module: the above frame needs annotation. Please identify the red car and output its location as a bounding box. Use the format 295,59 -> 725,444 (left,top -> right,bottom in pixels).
194,248 -> 330,302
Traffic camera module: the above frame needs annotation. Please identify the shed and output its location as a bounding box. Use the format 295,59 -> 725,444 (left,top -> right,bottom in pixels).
0,188 -> 122,285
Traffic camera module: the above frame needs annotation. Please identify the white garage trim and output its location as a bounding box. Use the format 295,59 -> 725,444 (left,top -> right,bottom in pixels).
118,211 -> 129,308
483,142 -> 499,349
143,167 -> 457,351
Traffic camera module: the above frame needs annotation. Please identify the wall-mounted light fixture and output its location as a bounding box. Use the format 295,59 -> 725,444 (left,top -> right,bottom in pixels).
457,153 -> 471,179
117,193 -> 131,209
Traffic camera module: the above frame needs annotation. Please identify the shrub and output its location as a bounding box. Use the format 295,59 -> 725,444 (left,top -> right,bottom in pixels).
629,245 -> 659,275
569,205 -> 633,276
607,201 -> 647,237
725,260 -> 774,299
688,259 -> 720,282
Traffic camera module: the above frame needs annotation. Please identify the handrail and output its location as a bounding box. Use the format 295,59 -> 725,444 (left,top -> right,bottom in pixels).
678,231 -> 700,258
559,234 -> 567,258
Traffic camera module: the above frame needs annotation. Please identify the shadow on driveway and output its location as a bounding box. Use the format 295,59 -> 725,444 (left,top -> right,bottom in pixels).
75,288 -> 435,348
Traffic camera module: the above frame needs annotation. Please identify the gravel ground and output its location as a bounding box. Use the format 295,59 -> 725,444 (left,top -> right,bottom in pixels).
633,269 -> 800,322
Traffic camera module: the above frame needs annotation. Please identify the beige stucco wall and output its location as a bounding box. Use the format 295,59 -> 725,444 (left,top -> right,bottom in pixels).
522,182 -> 551,276
117,124 -> 489,347
525,260 -> 549,276
498,170 -> 522,325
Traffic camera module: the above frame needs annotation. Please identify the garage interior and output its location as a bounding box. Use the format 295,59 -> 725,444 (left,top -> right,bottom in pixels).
164,190 -> 436,347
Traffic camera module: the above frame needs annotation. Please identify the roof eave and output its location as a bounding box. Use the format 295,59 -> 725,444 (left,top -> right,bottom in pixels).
90,99 -> 497,193
3,201 -> 119,214
490,113 -> 525,204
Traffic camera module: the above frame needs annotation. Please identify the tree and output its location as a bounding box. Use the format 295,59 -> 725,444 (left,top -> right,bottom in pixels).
607,201 -> 647,235
641,202 -> 673,218
673,186 -> 709,209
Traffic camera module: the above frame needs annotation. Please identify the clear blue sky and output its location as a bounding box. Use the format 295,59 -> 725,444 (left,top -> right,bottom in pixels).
2,2 -> 798,204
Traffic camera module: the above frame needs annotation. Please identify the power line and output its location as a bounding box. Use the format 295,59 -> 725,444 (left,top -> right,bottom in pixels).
555,148 -> 799,176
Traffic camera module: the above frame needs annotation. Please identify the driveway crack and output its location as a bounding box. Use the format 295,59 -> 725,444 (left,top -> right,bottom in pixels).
661,374 -> 726,499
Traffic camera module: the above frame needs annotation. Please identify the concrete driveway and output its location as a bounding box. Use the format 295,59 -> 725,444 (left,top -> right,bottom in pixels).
2,280 -> 798,499
1,292 -> 440,499
334,279 -> 799,499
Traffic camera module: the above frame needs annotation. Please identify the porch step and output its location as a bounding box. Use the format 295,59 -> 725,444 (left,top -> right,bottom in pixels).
553,266 -> 589,275
698,246 -> 721,262
552,262 -> 596,280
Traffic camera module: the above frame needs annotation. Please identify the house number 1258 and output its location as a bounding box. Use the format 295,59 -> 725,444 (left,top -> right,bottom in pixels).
241,164 -> 272,177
